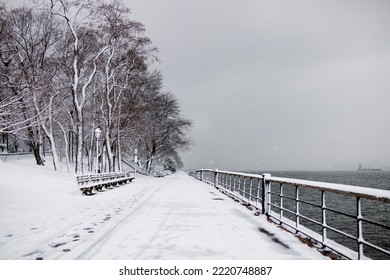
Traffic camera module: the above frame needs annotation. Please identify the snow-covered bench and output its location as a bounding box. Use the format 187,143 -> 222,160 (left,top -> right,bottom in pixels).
76,172 -> 134,195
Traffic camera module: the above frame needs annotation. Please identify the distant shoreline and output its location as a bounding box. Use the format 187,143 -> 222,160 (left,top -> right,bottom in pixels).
357,164 -> 382,172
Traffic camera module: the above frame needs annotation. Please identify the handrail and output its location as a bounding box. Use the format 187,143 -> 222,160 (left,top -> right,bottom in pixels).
190,169 -> 390,260
268,176 -> 390,203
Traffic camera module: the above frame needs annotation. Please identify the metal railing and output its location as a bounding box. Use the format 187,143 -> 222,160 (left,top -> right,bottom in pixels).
191,169 -> 390,260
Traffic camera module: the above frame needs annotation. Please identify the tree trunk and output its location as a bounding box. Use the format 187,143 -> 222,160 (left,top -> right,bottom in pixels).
105,131 -> 114,172
101,145 -> 107,173
40,119 -> 60,171
117,138 -> 123,172
29,141 -> 44,166
56,121 -> 71,173
75,109 -> 83,174
46,133 -> 60,171
62,132 -> 71,173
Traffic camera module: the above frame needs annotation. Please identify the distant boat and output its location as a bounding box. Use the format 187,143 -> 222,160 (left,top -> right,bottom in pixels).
357,164 -> 382,171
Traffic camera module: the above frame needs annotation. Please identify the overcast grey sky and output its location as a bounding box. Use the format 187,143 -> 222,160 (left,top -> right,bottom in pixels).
123,0 -> 390,171
9,0 -> 390,171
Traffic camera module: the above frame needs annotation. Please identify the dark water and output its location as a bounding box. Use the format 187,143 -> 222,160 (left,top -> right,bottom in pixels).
252,170 -> 390,259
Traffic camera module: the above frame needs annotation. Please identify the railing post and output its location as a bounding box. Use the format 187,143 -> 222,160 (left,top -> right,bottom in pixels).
262,173 -> 271,216
240,176 -> 246,200
321,191 -> 327,246
238,176 -> 242,198
235,175 -> 239,196
280,184 -> 284,224
295,186 -> 300,232
248,178 -> 253,203
240,176 -> 245,200
233,175 -> 236,195
235,176 -> 239,196
357,197 -> 363,259
241,176 -> 245,200
214,169 -> 218,187
256,179 -> 261,207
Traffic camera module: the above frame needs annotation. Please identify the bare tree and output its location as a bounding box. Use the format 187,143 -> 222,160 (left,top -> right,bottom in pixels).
1,0 -> 192,173
74,0 -> 157,172
48,0 -> 111,173
140,91 -> 192,173
94,1 -> 150,171
0,7 -> 57,165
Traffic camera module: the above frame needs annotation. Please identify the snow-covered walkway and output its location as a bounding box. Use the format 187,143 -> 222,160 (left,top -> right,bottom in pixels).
0,160 -> 326,260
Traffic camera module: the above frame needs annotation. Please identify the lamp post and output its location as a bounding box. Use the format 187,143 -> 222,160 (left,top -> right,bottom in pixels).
94,128 -> 101,173
134,149 -> 138,178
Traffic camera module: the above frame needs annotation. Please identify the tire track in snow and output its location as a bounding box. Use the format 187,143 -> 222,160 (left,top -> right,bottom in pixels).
132,206 -> 175,259
49,186 -> 154,259
17,181 -> 155,259
73,177 -> 176,260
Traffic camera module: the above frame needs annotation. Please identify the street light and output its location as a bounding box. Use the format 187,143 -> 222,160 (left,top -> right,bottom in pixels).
134,149 -> 138,178
94,128 -> 102,173
134,149 -> 138,164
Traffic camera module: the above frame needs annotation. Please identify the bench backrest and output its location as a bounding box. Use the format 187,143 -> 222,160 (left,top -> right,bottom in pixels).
76,172 -> 132,184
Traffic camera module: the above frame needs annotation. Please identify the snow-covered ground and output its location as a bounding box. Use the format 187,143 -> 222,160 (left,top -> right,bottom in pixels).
0,159 -> 327,260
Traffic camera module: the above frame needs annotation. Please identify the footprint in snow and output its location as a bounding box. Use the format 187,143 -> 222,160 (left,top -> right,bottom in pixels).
83,227 -> 95,233
22,249 -> 41,257
49,242 -> 67,248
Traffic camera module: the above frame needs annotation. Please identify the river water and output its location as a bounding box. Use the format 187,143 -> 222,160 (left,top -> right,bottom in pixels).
251,170 -> 390,259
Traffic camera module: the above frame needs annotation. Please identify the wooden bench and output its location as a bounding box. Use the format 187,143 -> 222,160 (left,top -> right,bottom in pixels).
76,172 -> 134,195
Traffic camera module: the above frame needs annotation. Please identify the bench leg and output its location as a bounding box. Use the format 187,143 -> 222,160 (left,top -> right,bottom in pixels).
81,187 -> 93,195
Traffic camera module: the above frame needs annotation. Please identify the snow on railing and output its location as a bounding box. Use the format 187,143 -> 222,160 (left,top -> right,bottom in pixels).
190,169 -> 390,260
